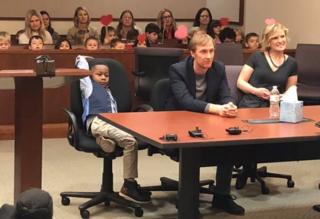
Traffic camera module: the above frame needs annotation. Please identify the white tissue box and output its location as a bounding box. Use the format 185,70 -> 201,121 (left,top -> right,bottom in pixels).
280,101 -> 303,123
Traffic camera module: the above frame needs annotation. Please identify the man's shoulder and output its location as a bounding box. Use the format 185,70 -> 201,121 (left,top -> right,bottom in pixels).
170,56 -> 192,74
213,60 -> 224,68
211,60 -> 225,73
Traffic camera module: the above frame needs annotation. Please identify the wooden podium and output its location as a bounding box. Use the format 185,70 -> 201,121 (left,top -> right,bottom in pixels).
0,68 -> 90,200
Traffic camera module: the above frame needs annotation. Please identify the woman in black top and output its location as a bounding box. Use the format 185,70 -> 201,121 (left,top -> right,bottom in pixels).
237,21 -> 297,108
235,21 -> 298,190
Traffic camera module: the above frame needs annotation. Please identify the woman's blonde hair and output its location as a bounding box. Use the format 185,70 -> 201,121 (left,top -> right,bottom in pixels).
73,6 -> 91,28
156,8 -> 176,30
24,9 -> 47,40
261,22 -> 289,50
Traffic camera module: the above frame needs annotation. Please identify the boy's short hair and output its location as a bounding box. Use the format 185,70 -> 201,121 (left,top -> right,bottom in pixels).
110,38 -> 123,48
84,36 -> 99,46
0,31 -> 11,43
28,35 -> 44,45
145,23 -> 160,34
245,32 -> 259,43
126,29 -> 139,41
88,58 -> 110,70
219,27 -> 236,43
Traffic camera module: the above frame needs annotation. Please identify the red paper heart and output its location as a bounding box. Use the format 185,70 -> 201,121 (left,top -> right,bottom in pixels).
219,17 -> 229,26
265,18 -> 277,25
138,34 -> 146,43
100,14 -> 113,26
174,25 -> 188,40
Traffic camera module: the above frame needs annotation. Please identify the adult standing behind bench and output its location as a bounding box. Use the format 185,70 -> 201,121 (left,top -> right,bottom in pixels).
165,32 -> 244,215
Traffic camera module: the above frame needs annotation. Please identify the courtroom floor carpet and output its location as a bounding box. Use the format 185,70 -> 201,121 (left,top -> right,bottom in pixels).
1,138 -> 320,219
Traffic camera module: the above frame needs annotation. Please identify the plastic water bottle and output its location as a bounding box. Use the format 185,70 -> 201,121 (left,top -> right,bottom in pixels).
269,86 -> 280,119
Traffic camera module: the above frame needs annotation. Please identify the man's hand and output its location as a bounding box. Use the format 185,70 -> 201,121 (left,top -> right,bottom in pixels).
209,102 -> 238,117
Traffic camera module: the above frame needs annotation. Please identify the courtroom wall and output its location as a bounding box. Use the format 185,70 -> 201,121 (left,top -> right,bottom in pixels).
0,0 -> 204,18
1,1 -> 319,48
0,1 -> 242,35
244,0 -> 320,48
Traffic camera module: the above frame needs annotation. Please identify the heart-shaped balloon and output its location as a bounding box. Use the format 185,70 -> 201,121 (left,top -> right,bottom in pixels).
100,14 -> 113,26
174,25 -> 188,40
265,18 -> 277,25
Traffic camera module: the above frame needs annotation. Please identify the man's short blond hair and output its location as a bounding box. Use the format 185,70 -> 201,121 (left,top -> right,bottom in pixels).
189,32 -> 215,52
0,31 -> 11,43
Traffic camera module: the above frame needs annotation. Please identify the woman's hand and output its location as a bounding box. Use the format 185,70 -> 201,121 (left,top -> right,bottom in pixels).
253,87 -> 271,100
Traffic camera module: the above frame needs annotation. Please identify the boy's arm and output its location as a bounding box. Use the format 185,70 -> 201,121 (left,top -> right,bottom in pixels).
77,55 -> 93,99
75,55 -> 90,70
80,77 -> 93,99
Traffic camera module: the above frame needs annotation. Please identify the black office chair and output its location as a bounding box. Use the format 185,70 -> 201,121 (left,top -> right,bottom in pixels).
133,47 -> 184,102
60,58 -> 144,218
225,65 -> 294,194
295,44 -> 320,195
215,43 -> 244,65
143,78 -> 214,195
295,44 -> 320,105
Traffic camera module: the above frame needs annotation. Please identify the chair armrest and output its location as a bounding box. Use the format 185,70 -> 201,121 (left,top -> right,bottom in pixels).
63,108 -> 80,147
132,70 -> 146,77
133,104 -> 154,112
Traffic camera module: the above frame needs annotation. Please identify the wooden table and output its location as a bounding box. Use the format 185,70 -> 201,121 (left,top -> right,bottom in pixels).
99,106 -> 320,219
0,68 -> 90,200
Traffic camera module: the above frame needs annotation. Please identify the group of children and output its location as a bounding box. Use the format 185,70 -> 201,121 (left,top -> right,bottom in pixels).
0,24 -> 260,51
84,22 -> 161,50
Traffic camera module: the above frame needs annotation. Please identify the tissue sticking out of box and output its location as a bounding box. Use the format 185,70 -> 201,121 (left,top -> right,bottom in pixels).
281,85 -> 298,102
280,85 -> 303,123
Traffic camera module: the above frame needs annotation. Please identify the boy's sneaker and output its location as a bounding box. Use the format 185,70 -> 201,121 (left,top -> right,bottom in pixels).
120,180 -> 151,203
135,183 -> 152,197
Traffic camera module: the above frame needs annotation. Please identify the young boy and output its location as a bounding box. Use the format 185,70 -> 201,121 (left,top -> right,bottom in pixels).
28,35 -> 44,50
110,38 -> 125,49
144,23 -> 160,46
219,27 -> 236,43
76,56 -> 150,203
84,37 -> 99,50
244,32 -> 260,50
0,31 -> 11,49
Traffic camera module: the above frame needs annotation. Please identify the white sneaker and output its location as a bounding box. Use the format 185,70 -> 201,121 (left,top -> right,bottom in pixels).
96,136 -> 116,153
